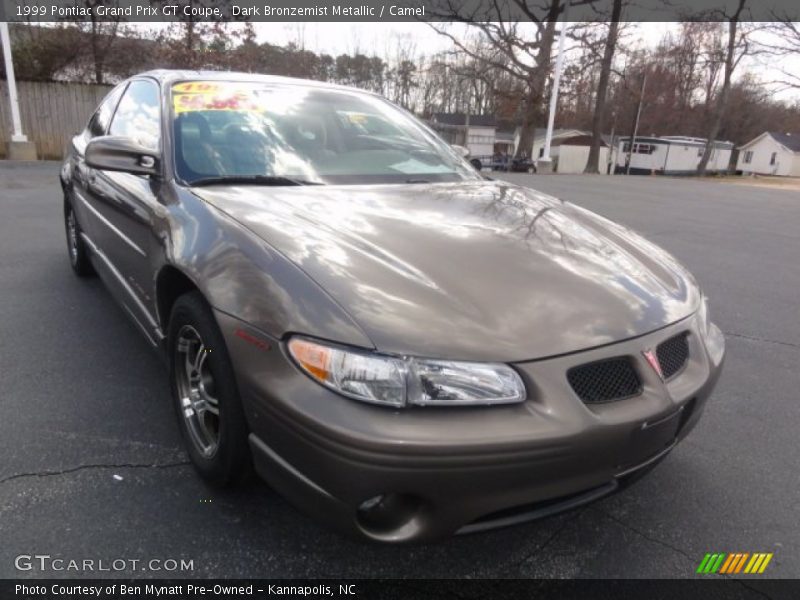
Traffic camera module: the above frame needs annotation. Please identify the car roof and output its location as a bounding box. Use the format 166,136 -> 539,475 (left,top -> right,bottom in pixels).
137,69 -> 373,96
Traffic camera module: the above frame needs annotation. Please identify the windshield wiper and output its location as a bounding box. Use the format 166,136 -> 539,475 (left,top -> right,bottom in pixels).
189,175 -> 323,187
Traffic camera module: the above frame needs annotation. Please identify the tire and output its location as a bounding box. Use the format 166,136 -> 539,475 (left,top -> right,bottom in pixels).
168,291 -> 250,487
470,158 -> 482,171
64,199 -> 95,277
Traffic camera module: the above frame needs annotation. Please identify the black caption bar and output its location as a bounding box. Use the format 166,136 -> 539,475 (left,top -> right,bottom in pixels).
3,579 -> 800,600
1,0 -> 799,22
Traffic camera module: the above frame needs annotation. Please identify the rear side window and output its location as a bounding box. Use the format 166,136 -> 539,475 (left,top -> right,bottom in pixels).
86,84 -> 126,139
109,80 -> 161,151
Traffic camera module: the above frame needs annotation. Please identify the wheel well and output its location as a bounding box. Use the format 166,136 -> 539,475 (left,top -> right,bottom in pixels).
156,266 -> 199,331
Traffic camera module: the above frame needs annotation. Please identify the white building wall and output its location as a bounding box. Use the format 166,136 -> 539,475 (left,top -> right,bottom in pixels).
737,135 -> 795,176
553,146 -> 610,174
665,144 -> 732,173
664,144 -> 698,172
616,142 -> 668,172
531,130 -> 584,161
617,140 -> 731,173
531,138 -> 545,160
790,156 -> 800,177
466,125 -> 495,158
713,148 -> 732,171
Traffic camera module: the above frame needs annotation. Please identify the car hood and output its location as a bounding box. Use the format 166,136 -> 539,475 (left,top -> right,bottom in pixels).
194,180 -> 699,362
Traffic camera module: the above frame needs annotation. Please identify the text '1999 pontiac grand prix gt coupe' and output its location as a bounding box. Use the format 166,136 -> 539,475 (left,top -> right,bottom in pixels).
61,70 -> 725,542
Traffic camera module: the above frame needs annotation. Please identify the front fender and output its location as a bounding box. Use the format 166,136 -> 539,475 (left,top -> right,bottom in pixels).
162,187 -> 373,349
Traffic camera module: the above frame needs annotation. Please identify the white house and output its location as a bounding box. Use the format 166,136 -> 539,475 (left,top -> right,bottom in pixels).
615,136 -> 733,175
552,135 -> 615,174
494,128 -> 516,156
529,128 -> 586,162
737,132 -> 800,176
526,129 -> 618,173
429,113 -> 498,157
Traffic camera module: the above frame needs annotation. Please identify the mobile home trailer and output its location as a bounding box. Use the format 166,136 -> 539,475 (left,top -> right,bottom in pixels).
615,136 -> 733,175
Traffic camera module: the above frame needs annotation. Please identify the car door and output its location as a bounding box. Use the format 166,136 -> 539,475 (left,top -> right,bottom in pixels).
68,82 -> 128,245
84,78 -> 165,345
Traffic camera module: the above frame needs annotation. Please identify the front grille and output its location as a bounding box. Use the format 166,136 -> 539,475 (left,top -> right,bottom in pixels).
567,357 -> 642,403
656,332 -> 690,380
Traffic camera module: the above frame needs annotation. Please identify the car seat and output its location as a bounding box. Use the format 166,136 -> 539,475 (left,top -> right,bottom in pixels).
175,113 -> 227,179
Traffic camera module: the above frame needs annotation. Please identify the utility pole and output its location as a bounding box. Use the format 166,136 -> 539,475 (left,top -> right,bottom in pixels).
1,22 -> 36,159
626,71 -> 646,176
538,0 -> 571,174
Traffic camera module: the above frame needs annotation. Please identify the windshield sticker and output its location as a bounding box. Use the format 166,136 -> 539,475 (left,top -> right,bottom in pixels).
173,82 -> 261,114
173,82 -> 221,94
345,112 -> 369,124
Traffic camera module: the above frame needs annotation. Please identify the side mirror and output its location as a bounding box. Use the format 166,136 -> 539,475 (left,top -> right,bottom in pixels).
450,144 -> 470,159
85,136 -> 160,176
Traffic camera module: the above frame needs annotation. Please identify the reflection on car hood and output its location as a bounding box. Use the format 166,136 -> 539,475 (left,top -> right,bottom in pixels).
194,180 -> 699,361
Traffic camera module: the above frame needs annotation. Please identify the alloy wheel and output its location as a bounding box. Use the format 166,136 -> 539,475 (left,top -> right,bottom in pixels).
174,324 -> 220,457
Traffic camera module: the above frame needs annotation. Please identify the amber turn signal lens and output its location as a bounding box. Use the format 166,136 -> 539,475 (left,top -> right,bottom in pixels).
287,337 -> 331,381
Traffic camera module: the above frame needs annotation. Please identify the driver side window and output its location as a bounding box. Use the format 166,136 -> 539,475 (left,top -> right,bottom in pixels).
108,80 -> 161,152
86,83 -> 126,139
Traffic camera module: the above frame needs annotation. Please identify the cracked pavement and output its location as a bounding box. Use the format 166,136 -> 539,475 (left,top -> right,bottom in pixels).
1,162 -> 798,579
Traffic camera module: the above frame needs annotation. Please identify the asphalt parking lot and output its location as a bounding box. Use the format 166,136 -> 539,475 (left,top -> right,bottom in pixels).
1,161 -> 798,579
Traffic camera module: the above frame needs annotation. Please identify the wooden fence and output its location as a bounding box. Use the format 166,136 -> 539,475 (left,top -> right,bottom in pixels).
0,80 -> 111,160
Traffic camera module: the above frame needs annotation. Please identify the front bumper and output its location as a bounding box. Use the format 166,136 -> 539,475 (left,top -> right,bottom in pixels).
217,310 -> 724,543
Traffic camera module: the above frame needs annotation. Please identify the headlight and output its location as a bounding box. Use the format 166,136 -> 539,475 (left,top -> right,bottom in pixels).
287,336 -> 526,408
288,336 -> 406,407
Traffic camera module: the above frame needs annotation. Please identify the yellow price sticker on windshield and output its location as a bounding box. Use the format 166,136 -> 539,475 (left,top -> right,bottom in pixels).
173,82 -> 261,114
173,81 -> 222,94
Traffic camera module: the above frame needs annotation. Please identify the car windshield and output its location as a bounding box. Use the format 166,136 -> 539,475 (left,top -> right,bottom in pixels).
170,80 -> 480,186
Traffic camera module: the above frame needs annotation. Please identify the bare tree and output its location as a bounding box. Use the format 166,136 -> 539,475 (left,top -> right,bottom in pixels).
431,39 -> 510,116
416,54 -> 453,116
385,33 -> 418,109
152,0 -> 218,68
427,0 -> 564,158
665,23 -> 715,126
79,0 -> 124,84
759,19 -> 800,90
697,0 -> 753,175
698,25 -> 725,117
2,23 -> 84,82
583,0 -> 624,173
604,23 -> 724,139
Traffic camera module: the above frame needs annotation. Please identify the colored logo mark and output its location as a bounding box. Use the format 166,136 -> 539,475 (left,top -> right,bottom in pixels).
642,349 -> 664,380
696,552 -> 773,574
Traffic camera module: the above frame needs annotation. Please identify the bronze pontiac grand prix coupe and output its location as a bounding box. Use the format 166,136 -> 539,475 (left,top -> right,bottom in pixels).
61,71 -> 725,542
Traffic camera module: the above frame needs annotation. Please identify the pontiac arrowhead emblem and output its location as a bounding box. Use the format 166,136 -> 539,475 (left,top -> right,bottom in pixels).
642,349 -> 664,380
